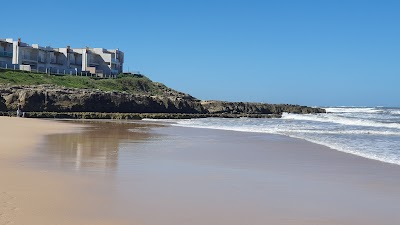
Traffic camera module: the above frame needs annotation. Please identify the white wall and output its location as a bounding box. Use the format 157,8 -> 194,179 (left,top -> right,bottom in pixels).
3,37 -> 124,76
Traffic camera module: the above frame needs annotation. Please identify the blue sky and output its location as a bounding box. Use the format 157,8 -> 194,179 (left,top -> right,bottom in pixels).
3,0 -> 400,106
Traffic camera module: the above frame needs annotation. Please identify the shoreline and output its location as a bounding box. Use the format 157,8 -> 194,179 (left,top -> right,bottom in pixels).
165,122 -> 400,167
0,111 -> 283,119
128,125 -> 400,225
1,117 -> 400,224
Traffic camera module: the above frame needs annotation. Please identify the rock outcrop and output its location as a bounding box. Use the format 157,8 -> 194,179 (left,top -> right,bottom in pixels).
0,85 -> 205,114
0,84 -> 325,116
201,100 -> 325,114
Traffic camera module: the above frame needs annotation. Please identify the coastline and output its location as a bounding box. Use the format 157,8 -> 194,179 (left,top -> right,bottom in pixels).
1,117 -> 400,224
0,111 -> 282,120
167,121 -> 400,166
146,126 -> 400,225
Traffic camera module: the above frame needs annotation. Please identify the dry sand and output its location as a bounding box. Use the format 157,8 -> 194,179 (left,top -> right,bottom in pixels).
1,117 -> 400,225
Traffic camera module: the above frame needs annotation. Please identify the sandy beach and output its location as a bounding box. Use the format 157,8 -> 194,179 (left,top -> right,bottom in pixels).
0,117 -> 126,225
1,117 -> 400,224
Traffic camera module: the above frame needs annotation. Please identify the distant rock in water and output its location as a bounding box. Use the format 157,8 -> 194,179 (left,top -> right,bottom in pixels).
201,100 -> 325,114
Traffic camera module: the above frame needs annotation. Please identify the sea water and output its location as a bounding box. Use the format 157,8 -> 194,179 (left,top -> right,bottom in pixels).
167,107 -> 400,165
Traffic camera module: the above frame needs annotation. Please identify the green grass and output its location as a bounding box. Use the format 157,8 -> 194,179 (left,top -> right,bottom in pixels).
0,69 -> 162,95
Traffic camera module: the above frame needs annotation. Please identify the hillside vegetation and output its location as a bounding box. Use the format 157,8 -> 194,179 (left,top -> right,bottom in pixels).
0,69 -> 193,99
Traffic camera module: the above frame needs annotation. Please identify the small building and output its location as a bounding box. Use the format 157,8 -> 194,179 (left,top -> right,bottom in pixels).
0,38 -> 124,78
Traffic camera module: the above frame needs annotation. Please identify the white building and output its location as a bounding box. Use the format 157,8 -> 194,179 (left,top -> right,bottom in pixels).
0,38 -> 124,78
0,38 -> 14,69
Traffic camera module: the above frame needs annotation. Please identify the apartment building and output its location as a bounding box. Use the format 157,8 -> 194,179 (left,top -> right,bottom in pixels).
0,38 -> 13,68
0,38 -> 124,78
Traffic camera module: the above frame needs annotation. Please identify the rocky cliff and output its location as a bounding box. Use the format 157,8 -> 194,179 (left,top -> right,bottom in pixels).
0,84 -> 325,116
0,85 -> 205,114
0,70 -> 325,117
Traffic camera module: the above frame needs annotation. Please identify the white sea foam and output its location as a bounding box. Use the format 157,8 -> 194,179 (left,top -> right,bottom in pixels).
171,119 -> 400,165
153,107 -> 400,166
278,133 -> 400,165
281,113 -> 400,129
173,117 -> 400,136
389,110 -> 400,115
324,107 -> 384,114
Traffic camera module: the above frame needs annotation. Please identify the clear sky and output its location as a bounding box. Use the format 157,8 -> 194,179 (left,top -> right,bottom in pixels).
3,0 -> 400,106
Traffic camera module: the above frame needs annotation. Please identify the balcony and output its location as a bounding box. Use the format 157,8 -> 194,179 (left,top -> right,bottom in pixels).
111,58 -> 120,64
70,61 -> 82,65
50,61 -> 65,65
49,58 -> 65,65
0,51 -> 13,58
111,69 -> 119,75
38,57 -> 46,63
22,55 -> 38,63
89,62 -> 99,66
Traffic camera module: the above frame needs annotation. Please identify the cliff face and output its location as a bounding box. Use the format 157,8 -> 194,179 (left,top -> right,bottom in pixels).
0,84 -> 325,116
0,70 -> 326,116
0,85 -> 206,114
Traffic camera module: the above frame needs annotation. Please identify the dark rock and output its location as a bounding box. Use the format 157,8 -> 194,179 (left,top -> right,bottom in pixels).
0,85 -> 326,115
0,85 -> 207,114
201,100 -> 325,114
0,96 -> 6,111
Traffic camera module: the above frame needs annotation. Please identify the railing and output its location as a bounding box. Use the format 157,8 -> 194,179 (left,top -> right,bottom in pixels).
38,57 -> 46,63
22,55 -> 37,62
89,62 -> 99,66
0,62 -> 117,79
47,68 -> 77,75
0,62 -> 19,70
0,51 -> 13,58
70,61 -> 82,65
49,60 -> 65,65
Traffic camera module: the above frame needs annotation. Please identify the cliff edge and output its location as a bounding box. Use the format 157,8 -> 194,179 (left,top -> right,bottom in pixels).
0,69 -> 325,117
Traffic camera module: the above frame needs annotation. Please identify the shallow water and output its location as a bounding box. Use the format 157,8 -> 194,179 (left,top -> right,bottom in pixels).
29,120 -> 400,225
164,107 -> 400,165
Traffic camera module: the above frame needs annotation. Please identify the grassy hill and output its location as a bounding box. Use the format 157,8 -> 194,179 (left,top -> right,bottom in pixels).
0,69 -> 193,99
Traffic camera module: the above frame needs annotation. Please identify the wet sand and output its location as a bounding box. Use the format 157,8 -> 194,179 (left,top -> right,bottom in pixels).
0,118 -> 129,225
1,118 -> 400,224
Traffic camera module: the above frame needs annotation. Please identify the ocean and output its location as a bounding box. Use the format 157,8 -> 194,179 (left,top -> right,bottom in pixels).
166,107 -> 400,165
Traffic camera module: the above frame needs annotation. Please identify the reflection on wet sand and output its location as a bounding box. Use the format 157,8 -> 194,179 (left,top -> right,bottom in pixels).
28,121 -> 400,225
39,121 -> 162,171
